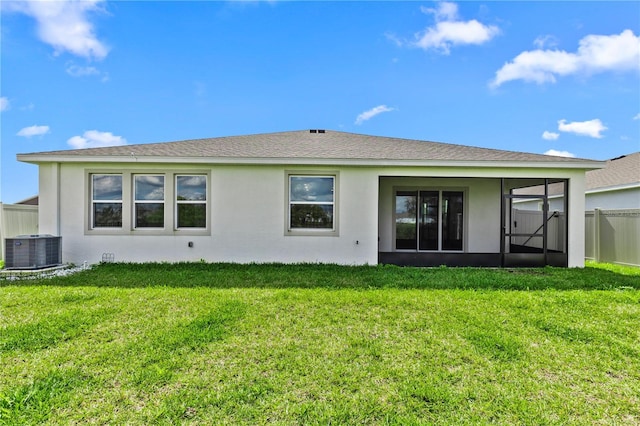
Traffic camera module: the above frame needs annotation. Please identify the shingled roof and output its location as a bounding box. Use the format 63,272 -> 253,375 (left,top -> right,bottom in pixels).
18,129 -> 601,167
586,152 -> 640,190
513,152 -> 639,197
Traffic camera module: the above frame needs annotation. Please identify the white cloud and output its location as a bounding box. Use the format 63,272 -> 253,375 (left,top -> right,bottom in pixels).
422,2 -> 459,21
65,63 -> 109,82
17,125 -> 50,137
5,0 -> 109,60
633,113 -> 640,120
542,131 -> 560,141
355,105 -> 394,125
544,149 -> 576,158
413,2 -> 500,54
0,97 -> 9,112
558,119 -> 607,138
491,30 -> 640,87
66,64 -> 100,77
67,130 -> 127,149
533,35 -> 559,49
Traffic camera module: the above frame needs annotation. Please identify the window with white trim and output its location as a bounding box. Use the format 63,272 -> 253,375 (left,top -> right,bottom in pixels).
176,175 -> 207,228
91,174 -> 123,228
134,175 -> 165,228
288,175 -> 335,231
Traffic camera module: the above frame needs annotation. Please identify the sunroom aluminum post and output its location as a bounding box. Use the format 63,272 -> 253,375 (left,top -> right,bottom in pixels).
543,179 -> 549,264
500,178 -> 505,266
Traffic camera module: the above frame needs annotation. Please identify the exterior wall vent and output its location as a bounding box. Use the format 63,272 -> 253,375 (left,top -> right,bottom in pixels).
4,234 -> 62,270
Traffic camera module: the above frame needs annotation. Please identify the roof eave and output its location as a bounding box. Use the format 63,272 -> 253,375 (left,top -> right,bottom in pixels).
587,182 -> 640,194
16,154 -> 604,169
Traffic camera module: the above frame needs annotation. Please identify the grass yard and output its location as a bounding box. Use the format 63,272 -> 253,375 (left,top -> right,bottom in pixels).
1,263 -> 639,425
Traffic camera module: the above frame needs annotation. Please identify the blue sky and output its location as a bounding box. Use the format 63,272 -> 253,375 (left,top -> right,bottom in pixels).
1,0 -> 639,203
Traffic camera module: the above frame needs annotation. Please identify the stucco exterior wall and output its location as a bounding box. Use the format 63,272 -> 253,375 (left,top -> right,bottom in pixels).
38,163 -> 60,236
39,162 -> 588,267
586,188 -> 640,210
46,163 -> 380,265
515,187 -> 640,211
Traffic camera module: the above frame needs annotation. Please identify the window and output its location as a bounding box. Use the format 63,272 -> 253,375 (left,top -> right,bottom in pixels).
395,190 -> 464,251
92,174 -> 122,228
88,171 -> 210,235
176,175 -> 207,228
134,175 -> 164,228
288,175 -> 335,231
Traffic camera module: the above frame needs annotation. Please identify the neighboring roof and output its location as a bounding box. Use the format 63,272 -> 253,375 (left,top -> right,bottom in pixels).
15,195 -> 39,206
513,152 -> 640,197
586,152 -> 640,191
18,129 -> 602,168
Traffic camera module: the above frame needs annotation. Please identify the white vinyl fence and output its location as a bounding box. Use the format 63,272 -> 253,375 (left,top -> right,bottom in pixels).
511,209 -> 566,252
0,203 -> 39,260
586,209 -> 640,267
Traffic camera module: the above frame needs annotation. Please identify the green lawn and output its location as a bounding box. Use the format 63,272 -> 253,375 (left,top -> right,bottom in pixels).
1,263 -> 639,425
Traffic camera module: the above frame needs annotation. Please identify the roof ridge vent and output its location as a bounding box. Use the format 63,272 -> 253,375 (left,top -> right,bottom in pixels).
309,129 -> 326,134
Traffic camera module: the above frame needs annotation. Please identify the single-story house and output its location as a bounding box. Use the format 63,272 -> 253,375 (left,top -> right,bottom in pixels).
17,130 -> 603,267
584,152 -> 639,210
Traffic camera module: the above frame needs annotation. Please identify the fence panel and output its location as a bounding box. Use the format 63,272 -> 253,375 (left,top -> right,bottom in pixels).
584,211 -> 595,259
586,209 -> 640,267
512,209 -> 565,252
0,203 -> 39,260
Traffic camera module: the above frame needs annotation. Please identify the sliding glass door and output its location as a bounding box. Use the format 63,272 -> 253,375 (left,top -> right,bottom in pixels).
396,190 -> 464,251
418,191 -> 438,250
442,191 -> 464,251
395,192 -> 417,249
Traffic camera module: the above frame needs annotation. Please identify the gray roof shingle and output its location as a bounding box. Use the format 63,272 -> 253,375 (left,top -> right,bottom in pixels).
586,152 -> 640,190
512,152 -> 639,196
18,129 -> 600,165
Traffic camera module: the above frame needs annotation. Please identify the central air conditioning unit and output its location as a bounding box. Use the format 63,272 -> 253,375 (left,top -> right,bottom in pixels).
4,234 -> 62,270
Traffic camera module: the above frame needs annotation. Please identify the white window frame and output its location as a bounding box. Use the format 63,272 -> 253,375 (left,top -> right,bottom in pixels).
91,174 -> 123,229
286,172 -> 338,236
175,174 -> 208,230
133,174 -> 165,229
85,170 -> 210,236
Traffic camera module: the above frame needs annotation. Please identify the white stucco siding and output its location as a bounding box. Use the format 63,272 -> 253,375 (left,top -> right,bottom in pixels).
519,188 -> 640,212
586,188 -> 640,210
206,166 -> 378,264
41,161 -> 588,267
52,163 -> 379,265
38,163 -> 60,236
567,174 -> 586,267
